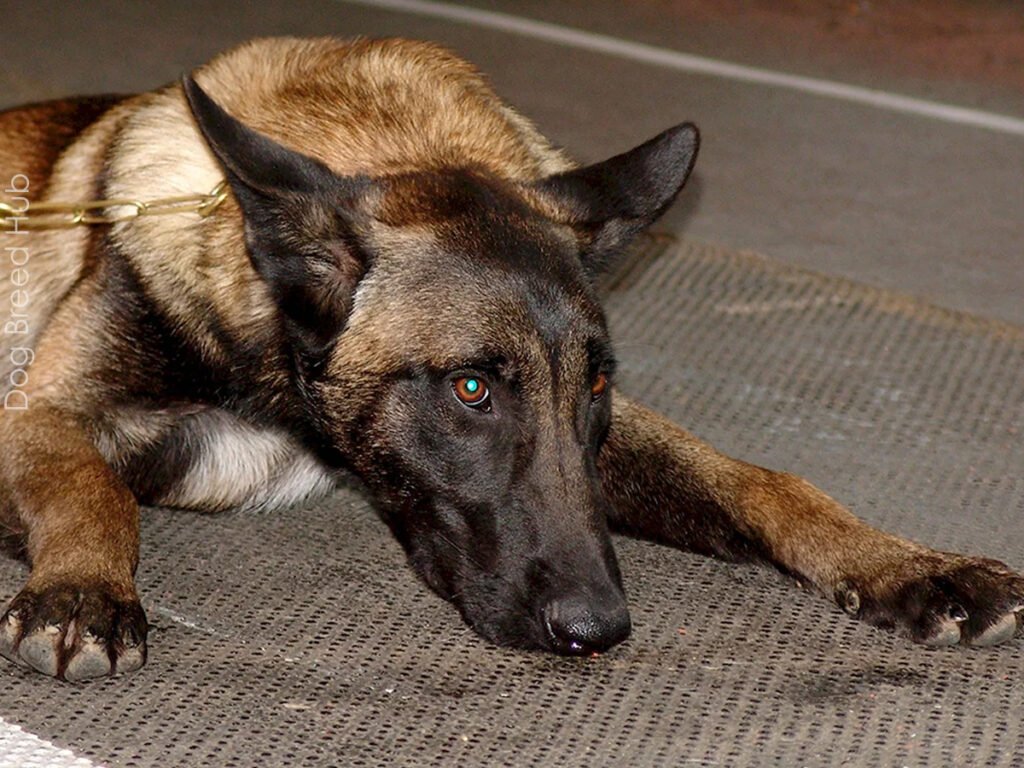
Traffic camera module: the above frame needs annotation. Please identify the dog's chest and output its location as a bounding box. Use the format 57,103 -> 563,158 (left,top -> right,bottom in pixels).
99,407 -> 338,513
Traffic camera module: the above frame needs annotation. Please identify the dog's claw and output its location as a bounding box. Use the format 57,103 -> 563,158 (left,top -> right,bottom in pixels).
64,638 -> 114,682
835,582 -> 861,615
972,612 -> 1019,648
841,554 -> 1024,648
0,609 -> 29,668
0,584 -> 147,681
17,625 -> 63,676
922,621 -> 962,647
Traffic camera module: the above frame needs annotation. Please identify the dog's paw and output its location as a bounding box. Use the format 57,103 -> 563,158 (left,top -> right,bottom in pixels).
0,582 -> 147,681
835,552 -> 1024,647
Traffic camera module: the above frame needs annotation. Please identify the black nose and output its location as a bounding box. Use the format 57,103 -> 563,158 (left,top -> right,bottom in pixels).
543,595 -> 631,655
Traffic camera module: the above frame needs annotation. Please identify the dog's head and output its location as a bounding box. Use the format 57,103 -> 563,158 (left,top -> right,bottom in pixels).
185,76 -> 698,654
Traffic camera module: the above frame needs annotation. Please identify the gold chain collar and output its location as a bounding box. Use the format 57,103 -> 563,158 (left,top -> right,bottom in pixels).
0,180 -> 228,230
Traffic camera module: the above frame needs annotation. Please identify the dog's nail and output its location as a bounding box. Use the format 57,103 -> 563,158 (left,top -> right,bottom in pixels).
18,632 -> 60,677
63,640 -> 113,682
972,612 -> 1018,647
121,625 -> 142,649
835,582 -> 860,615
923,623 -> 961,647
948,604 -> 968,623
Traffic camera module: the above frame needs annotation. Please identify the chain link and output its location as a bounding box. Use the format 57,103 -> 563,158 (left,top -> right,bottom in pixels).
0,180 -> 228,230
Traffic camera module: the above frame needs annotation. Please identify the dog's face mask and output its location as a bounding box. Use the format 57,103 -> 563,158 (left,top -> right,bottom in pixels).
185,77 -> 698,654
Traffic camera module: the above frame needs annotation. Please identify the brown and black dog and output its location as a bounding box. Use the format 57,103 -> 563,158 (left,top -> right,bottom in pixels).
0,37 -> 1020,682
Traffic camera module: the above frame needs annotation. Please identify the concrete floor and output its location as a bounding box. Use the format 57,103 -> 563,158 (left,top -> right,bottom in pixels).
1,0 -> 1022,326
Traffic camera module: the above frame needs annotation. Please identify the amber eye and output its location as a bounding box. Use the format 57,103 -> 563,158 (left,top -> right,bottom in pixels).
452,376 -> 491,410
591,372 -> 609,401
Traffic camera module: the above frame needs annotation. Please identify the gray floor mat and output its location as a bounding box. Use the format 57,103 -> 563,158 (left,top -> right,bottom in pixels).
2,235 -> 1022,767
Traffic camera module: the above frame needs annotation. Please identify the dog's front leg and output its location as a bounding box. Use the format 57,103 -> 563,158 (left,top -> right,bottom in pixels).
0,404 -> 146,681
600,394 -> 1024,647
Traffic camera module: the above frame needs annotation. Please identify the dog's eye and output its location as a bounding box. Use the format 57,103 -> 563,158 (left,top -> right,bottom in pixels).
591,372 -> 609,401
453,376 -> 491,410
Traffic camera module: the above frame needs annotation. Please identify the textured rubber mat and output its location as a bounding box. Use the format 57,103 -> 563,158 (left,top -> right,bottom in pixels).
2,235 -> 1022,767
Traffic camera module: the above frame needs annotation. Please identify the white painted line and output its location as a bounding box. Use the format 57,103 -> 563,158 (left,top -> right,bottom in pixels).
0,716 -> 97,768
339,0 -> 1024,137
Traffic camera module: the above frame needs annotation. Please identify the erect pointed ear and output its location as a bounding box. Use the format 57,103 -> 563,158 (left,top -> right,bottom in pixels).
182,74 -> 374,370
533,123 -> 699,276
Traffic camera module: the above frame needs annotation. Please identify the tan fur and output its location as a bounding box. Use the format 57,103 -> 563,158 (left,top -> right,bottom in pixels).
0,405 -> 138,591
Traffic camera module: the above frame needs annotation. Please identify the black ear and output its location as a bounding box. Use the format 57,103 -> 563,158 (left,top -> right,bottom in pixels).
182,75 -> 372,369
535,123 -> 699,275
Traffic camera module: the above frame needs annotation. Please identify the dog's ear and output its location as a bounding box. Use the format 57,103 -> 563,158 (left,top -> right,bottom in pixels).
183,75 -> 373,370
533,123 -> 699,276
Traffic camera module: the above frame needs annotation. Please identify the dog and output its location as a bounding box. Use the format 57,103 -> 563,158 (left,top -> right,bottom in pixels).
0,37 -> 1020,682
